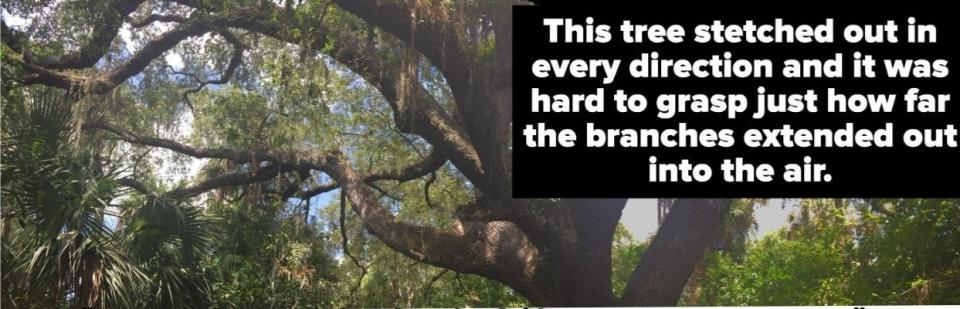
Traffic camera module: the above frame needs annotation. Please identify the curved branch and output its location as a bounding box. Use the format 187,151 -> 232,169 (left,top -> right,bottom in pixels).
23,20 -> 211,93
301,150 -> 447,198
88,122 -> 269,162
14,0 -> 493,194
118,177 -> 150,195
25,0 -> 148,70
17,61 -> 77,89
93,21 -> 212,93
116,164 -> 295,200
312,26 -> 486,190
165,163 -> 293,199
174,30 -> 245,108
331,1 -> 516,199
321,150 -> 536,284
23,8 -> 260,95
95,122 -> 448,201
424,172 -> 438,208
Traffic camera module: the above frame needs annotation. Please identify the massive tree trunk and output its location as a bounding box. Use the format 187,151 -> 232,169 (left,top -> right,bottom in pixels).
6,0 -> 736,306
515,199 -> 625,306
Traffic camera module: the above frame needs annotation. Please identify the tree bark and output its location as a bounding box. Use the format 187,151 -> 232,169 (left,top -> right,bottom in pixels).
621,199 -> 733,305
79,251 -> 103,309
516,199 -> 626,306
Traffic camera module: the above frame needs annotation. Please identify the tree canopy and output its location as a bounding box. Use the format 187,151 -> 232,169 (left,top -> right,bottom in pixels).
2,0 -> 957,308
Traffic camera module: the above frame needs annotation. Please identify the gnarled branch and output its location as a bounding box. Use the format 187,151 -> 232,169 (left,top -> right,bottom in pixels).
95,122 -> 449,202
321,150 -> 537,284
301,150 -> 447,198
22,8 -> 260,95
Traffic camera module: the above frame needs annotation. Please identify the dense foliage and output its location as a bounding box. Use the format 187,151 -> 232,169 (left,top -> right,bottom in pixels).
689,199 -> 960,306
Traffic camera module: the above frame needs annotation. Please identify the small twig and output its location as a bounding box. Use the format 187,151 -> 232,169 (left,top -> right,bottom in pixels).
368,182 -> 402,201
421,268 -> 449,303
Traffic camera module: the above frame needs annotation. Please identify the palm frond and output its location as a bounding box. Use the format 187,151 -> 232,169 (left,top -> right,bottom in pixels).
2,86 -> 148,307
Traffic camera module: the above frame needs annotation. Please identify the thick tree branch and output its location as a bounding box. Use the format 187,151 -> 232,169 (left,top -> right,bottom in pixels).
327,1 -> 507,184
96,122 -> 448,201
87,121 -> 294,164
107,130 -> 533,284
334,0 -> 502,193
24,0 -> 147,70
300,150 -> 447,198
620,198 -> 733,306
116,164 -> 296,200
321,150 -> 536,285
328,0 -> 515,198
317,30 -> 486,190
165,163 -> 293,199
117,177 -> 150,195
22,8 -> 260,95
22,21 -> 209,93
92,21 -> 211,93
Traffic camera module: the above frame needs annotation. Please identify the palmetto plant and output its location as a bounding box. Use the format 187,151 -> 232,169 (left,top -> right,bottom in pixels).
119,195 -> 215,308
2,87 -> 214,308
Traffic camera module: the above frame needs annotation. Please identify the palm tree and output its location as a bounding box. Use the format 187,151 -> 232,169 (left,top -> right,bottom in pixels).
2,86 -> 213,308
